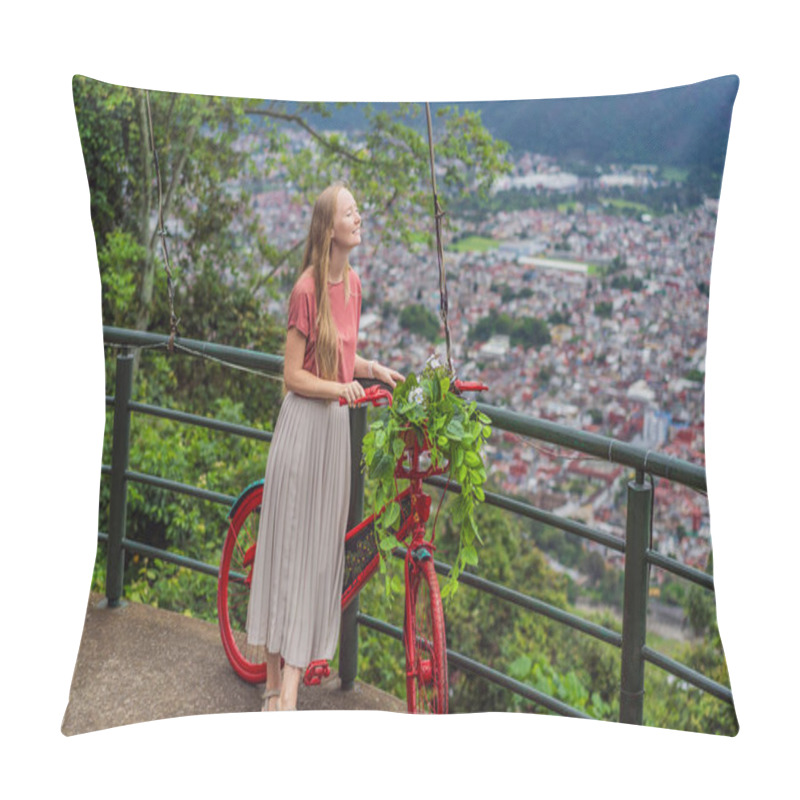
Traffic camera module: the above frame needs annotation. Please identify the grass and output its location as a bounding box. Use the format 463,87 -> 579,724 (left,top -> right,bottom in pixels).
451,235 -> 499,253
645,628 -> 691,660
661,166 -> 690,183
600,197 -> 652,215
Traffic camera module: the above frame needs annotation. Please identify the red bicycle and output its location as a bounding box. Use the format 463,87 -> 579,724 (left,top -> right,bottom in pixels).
217,379 -> 487,713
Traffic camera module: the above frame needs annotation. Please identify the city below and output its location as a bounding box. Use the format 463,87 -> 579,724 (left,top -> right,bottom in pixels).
249,141 -> 715,583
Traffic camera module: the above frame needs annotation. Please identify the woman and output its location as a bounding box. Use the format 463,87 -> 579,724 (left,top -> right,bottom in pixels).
246,182 -> 404,711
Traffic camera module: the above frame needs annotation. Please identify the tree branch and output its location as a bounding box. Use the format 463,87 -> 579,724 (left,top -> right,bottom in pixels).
249,107 -> 368,165
250,236 -> 307,295
136,90 -> 155,334
149,123 -> 197,251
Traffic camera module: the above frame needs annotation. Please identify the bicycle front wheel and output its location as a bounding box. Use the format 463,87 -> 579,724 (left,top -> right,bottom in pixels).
217,481 -> 267,684
404,555 -> 448,714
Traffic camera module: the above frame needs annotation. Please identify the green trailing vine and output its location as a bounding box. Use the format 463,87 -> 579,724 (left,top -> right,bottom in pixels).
361,356 -> 492,599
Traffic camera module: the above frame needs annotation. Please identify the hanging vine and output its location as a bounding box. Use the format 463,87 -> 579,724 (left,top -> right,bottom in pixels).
425,102 -> 454,377
144,89 -> 180,351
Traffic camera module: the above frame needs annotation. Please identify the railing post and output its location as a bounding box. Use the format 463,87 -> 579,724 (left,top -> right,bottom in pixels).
619,469 -> 652,725
339,404 -> 367,690
105,350 -> 134,608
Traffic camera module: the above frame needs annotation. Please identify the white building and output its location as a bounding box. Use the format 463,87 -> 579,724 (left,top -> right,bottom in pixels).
518,256 -> 589,275
643,407 -> 672,447
627,379 -> 656,404
493,172 -> 580,192
479,335 -> 511,361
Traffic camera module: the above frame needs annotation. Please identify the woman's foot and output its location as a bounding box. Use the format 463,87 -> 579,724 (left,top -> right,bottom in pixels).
261,688 -> 280,712
279,664 -> 302,711
263,651 -> 282,712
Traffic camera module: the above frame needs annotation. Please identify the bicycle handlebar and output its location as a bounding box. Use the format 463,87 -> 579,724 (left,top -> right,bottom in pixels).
453,380 -> 489,393
339,378 -> 488,408
339,380 -> 489,407
339,384 -> 394,407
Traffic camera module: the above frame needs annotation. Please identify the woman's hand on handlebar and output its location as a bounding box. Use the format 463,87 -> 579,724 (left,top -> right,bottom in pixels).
339,383 -> 393,407
338,381 -> 366,408
373,363 -> 405,390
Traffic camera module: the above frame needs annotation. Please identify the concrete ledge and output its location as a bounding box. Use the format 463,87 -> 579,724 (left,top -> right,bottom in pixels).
62,593 -> 405,736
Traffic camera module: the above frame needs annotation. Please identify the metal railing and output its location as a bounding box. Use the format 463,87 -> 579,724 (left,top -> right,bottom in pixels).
99,325 -> 733,723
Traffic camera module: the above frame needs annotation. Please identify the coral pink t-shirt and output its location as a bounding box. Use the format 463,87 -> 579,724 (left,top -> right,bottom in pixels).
287,269 -> 362,383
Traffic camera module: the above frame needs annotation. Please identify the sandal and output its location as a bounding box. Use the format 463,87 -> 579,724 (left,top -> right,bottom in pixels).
261,688 -> 280,712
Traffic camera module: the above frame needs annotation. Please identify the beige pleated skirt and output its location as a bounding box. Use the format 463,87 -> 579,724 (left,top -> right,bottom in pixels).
245,392 -> 351,669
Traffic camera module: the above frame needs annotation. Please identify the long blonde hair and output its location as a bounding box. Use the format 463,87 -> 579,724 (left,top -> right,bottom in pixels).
298,182 -> 352,380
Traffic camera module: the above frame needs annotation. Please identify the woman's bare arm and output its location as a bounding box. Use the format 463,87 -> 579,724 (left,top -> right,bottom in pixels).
284,327 -> 365,404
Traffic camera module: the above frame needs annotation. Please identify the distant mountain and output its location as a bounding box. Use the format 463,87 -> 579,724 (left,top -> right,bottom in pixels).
461,76 -> 739,172
288,76 -> 739,172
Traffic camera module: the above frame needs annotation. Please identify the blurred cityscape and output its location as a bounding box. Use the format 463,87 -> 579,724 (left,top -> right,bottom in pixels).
247,133 -> 716,585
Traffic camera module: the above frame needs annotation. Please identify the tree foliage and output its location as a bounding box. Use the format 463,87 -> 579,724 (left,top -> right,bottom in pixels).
79,75 -> 510,614
74,76 -> 510,346
398,304 -> 440,342
468,308 -> 551,349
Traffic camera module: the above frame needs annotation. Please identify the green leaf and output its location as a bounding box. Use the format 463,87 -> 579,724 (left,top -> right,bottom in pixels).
446,419 -> 466,440
380,452 -> 397,480
508,655 -> 533,680
464,450 -> 481,467
451,495 -> 467,522
383,501 -> 400,529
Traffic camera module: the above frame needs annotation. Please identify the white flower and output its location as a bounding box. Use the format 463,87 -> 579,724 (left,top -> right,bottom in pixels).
426,353 -> 442,370
409,387 -> 424,405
